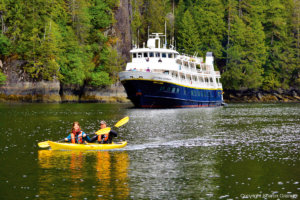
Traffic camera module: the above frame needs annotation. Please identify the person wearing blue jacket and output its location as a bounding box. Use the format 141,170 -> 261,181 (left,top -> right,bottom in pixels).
64,121 -> 90,144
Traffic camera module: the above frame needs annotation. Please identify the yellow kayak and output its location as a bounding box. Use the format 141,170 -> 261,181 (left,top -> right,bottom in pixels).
48,141 -> 127,150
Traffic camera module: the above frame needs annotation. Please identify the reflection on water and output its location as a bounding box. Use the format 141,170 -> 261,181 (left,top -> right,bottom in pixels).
38,150 -> 129,199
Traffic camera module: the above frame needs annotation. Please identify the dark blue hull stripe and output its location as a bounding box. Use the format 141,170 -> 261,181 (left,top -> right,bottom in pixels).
121,79 -> 223,108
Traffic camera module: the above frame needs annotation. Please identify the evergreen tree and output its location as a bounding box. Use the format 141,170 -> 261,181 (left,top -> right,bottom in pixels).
291,0 -> 300,87
177,9 -> 200,55
147,0 -> 169,34
192,0 -> 225,58
263,0 -> 297,90
131,0 -> 144,44
222,0 -> 267,90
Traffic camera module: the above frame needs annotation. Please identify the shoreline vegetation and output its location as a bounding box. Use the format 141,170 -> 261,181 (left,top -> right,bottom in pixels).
0,0 -> 299,103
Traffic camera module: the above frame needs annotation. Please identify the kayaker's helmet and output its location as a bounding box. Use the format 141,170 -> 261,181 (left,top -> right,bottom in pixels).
100,120 -> 106,125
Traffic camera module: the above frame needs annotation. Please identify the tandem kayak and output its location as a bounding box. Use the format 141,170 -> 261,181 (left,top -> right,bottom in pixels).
47,141 -> 127,150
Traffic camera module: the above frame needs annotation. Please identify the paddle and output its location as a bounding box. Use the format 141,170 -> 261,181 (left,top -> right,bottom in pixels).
114,116 -> 129,128
95,127 -> 111,135
94,116 -> 129,136
38,141 -> 51,148
38,138 -> 65,148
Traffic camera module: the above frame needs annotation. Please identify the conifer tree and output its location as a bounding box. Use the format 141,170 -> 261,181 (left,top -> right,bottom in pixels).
192,0 -> 225,59
177,9 -> 200,55
222,0 -> 267,90
263,0 -> 297,90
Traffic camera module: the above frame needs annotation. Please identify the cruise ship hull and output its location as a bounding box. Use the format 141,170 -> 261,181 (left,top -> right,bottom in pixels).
121,79 -> 223,108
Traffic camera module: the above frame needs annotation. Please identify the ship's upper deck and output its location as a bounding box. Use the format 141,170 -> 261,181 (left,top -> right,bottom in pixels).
123,33 -> 222,89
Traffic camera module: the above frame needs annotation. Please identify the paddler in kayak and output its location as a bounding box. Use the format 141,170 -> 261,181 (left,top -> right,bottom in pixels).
64,121 -> 90,144
90,120 -> 117,144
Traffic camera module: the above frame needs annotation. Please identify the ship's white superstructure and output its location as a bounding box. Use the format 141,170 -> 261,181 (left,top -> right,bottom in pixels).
120,33 -> 222,90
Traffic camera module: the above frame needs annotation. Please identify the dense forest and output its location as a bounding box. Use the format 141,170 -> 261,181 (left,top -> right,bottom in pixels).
0,0 -> 299,91
0,0 -> 123,87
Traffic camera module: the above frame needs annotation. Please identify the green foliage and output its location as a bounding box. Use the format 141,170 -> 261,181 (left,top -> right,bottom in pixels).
131,0 -> 144,42
192,0 -> 225,58
90,71 -> 111,86
0,0 -> 123,87
177,9 -> 200,55
222,0 -> 267,90
90,0 -> 114,29
0,71 -> 6,84
0,34 -> 10,56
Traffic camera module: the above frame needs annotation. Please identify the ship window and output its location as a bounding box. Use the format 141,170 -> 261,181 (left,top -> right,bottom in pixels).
149,52 -> 154,57
133,53 -> 137,58
144,52 -> 148,57
192,90 -> 196,96
176,88 -> 180,93
168,53 -> 173,58
156,52 -> 160,57
162,53 -> 166,58
160,86 -> 165,91
171,87 -> 176,93
138,53 -> 142,58
163,71 -> 169,75
205,78 -> 208,83
210,78 -> 213,83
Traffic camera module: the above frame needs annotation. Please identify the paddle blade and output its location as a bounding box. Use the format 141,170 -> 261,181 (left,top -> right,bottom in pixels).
38,141 -> 50,148
95,127 -> 111,135
114,116 -> 129,128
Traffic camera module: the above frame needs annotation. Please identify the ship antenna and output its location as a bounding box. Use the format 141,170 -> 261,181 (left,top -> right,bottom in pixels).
137,29 -> 139,48
165,21 -> 167,46
148,26 -> 149,39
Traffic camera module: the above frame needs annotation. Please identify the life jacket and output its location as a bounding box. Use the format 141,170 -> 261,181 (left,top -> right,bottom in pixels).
71,130 -> 83,144
98,132 -> 109,143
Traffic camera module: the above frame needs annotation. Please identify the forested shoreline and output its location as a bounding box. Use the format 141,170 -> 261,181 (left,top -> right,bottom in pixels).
0,0 -> 299,102
131,0 -> 299,91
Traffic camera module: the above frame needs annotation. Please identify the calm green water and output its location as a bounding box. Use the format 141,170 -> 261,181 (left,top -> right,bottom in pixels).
0,103 -> 299,200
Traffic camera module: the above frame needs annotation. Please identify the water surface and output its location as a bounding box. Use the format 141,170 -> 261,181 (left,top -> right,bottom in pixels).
0,103 -> 299,199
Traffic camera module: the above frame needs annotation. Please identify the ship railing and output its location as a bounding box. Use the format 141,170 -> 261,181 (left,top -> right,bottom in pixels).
203,71 -> 211,75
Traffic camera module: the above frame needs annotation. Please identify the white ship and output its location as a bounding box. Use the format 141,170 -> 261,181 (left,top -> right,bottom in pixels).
118,33 -> 224,108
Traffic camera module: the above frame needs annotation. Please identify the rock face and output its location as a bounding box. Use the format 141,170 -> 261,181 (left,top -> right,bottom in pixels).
223,89 -> 300,103
114,0 -> 132,62
0,57 -> 128,103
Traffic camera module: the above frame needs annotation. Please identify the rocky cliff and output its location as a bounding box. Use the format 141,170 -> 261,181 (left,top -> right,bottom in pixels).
0,58 -> 128,103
